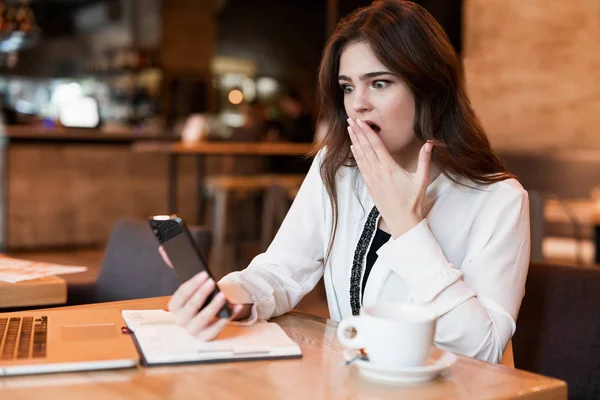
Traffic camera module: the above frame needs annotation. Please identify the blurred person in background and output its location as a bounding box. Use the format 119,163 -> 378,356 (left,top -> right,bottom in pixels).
221,100 -> 273,175
231,100 -> 270,143
268,89 -> 315,173
276,89 -> 314,143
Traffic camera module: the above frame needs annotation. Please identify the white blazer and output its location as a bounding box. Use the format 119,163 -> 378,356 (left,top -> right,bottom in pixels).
220,149 -> 530,364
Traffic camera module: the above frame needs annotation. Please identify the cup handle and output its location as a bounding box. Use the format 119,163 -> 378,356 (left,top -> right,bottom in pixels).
336,316 -> 366,349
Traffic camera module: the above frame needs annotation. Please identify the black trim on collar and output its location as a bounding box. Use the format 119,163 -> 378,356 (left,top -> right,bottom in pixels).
350,205 -> 380,316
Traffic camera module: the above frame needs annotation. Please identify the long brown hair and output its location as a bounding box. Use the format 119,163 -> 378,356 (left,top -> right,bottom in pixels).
316,0 -> 514,259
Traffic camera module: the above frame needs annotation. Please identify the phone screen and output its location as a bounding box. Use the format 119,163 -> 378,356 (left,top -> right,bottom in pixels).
150,215 -> 231,318
161,231 -> 211,283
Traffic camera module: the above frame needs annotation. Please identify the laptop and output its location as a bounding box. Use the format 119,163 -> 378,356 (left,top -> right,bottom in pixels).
0,308 -> 139,376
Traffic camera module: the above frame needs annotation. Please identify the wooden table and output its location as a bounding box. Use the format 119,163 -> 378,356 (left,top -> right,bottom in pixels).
132,141 -> 314,222
0,297 -> 567,399
0,276 -> 66,309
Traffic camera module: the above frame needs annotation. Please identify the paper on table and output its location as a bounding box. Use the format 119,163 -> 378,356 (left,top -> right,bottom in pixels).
0,258 -> 88,283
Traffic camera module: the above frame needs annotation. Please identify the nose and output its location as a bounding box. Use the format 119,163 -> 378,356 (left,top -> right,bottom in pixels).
351,87 -> 372,114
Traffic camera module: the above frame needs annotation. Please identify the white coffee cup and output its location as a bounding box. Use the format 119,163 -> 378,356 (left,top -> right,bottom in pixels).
337,303 -> 437,369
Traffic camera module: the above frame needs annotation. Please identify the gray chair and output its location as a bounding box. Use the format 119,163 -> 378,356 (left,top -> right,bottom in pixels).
513,262 -> 600,400
499,152 -> 600,199
67,218 -> 211,304
528,190 -> 545,263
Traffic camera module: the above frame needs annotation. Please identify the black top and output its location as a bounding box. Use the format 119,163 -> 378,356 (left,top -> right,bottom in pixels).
361,228 -> 391,299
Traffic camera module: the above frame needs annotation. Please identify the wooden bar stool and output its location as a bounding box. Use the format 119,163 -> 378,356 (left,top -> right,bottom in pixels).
260,174 -> 305,250
204,174 -> 306,275
204,175 -> 274,275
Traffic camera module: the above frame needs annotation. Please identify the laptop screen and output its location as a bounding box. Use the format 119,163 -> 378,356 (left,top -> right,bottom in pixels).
59,97 -> 101,128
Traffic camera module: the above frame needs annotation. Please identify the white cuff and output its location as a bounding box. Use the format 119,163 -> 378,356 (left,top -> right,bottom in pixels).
218,278 -> 253,304
219,272 -> 273,322
228,303 -> 259,326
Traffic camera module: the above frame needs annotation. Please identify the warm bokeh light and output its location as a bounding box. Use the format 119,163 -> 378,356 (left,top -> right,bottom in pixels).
228,89 -> 243,105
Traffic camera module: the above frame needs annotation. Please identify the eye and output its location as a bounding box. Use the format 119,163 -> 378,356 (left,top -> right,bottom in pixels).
372,80 -> 390,89
340,84 -> 354,94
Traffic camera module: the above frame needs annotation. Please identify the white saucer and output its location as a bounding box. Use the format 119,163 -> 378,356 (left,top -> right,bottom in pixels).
344,348 -> 457,384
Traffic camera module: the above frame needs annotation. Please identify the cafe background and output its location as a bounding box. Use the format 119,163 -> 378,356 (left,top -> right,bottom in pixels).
0,0 -> 598,317
0,0 -> 459,248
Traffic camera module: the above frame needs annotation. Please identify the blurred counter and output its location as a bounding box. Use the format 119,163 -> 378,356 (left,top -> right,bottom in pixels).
0,126 -> 201,250
4,126 -> 176,144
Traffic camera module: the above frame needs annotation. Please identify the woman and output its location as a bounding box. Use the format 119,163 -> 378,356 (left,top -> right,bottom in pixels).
164,0 -> 530,364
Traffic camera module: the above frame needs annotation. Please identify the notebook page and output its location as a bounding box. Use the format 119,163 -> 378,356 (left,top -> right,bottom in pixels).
122,310 -> 302,364
122,310 -> 175,331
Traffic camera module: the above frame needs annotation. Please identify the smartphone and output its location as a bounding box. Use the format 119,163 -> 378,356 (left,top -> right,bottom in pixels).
149,214 -> 232,319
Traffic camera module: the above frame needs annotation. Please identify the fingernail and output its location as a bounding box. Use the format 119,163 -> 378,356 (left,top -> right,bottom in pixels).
357,119 -> 364,126
426,142 -> 433,152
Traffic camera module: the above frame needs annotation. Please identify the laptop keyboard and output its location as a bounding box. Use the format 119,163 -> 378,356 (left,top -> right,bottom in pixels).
0,316 -> 48,360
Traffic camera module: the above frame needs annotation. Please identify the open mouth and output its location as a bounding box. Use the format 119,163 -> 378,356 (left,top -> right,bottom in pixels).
366,122 -> 381,134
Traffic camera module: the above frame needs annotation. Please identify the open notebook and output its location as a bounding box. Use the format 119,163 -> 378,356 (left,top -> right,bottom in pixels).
122,310 -> 302,366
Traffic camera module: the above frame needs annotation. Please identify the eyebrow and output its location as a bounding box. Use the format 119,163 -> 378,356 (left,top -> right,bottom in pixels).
338,71 -> 395,82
